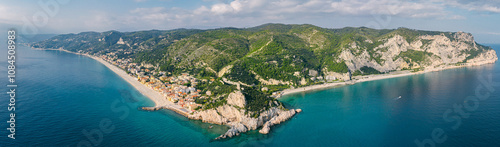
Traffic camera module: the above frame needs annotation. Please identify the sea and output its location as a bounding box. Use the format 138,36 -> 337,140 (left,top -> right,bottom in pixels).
0,39 -> 499,146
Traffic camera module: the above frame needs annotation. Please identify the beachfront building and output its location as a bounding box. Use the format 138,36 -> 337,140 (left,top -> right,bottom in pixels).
89,49 -> 205,111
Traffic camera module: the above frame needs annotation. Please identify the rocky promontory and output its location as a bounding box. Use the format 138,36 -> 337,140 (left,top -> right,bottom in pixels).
188,91 -> 301,139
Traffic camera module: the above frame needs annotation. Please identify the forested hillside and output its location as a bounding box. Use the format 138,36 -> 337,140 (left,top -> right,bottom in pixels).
33,23 -> 496,89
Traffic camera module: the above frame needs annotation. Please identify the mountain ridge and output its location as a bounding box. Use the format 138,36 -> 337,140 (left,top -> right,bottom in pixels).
32,24 -> 497,87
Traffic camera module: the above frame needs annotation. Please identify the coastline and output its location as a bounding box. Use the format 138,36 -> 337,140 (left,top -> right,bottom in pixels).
32,47 -> 496,115
279,72 -> 416,97
279,60 -> 497,97
32,47 -> 191,116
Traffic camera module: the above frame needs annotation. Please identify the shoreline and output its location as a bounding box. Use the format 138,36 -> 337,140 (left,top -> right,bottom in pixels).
33,47 -> 191,116
279,60 -> 497,97
279,72 -> 416,97
87,55 -> 191,116
32,47 -> 497,115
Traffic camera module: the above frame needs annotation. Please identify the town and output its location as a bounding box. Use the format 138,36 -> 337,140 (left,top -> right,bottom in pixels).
95,51 -> 206,113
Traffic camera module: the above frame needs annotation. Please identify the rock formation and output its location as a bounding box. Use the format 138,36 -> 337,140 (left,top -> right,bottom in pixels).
226,91 -> 246,108
189,91 -> 299,140
337,33 -> 498,74
259,109 -> 298,134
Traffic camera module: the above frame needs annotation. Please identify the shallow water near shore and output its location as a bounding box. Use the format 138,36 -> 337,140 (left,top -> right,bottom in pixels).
0,44 -> 499,146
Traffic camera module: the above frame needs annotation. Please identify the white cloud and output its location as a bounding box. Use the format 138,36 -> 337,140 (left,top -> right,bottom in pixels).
230,0 -> 243,12
211,3 -> 235,14
470,5 -> 500,13
445,0 -> 500,13
102,0 -> 466,30
21,0 -> 500,33
194,0 -> 451,19
326,0 -> 446,18
208,0 -> 259,14
0,5 -> 26,25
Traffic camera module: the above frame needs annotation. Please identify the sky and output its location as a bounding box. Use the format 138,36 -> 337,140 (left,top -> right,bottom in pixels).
1,0 -> 500,43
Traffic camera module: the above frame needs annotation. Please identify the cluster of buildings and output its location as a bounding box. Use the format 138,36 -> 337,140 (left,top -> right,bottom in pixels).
157,74 -> 203,111
97,53 -> 205,112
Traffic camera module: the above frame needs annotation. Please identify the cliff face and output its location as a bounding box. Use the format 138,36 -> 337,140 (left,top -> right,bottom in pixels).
226,91 -> 246,108
339,32 -> 497,74
468,49 -> 498,65
188,91 -> 300,139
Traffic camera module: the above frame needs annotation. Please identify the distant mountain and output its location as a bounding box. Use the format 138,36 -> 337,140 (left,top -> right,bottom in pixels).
33,23 -> 498,87
19,34 -> 59,43
31,29 -> 202,55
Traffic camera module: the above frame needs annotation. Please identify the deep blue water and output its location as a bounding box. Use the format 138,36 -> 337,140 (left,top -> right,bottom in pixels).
0,43 -> 499,146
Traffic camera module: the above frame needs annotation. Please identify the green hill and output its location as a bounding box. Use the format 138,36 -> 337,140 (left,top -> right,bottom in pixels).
32,24 -> 497,88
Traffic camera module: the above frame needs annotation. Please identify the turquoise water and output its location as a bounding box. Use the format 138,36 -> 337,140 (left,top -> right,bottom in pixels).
0,44 -> 499,146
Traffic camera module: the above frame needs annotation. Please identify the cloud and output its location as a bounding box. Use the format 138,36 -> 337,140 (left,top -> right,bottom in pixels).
207,0 -> 265,15
210,3 -> 236,14
97,0 -> 464,31
191,0 -> 455,20
0,4 -> 26,25
446,0 -> 500,13
469,5 -> 500,13
326,0 -> 446,17
15,0 -> 499,33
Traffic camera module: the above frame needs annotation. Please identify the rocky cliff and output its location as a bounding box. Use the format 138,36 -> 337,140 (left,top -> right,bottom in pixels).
338,31 -> 497,74
188,91 -> 301,139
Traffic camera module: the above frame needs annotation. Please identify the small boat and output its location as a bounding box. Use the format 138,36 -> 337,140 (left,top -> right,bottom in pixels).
398,96 -> 402,99
209,125 -> 213,129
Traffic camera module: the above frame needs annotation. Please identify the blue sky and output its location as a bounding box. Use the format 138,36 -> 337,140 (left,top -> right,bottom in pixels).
1,0 -> 500,43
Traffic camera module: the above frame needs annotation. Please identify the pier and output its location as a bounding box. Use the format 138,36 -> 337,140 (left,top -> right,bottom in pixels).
141,105 -> 191,117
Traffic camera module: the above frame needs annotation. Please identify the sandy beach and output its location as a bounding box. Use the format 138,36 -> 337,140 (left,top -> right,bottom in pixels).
87,55 -> 170,106
280,61 -> 496,97
87,55 -> 191,116
32,47 -> 191,116
279,71 -> 416,97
